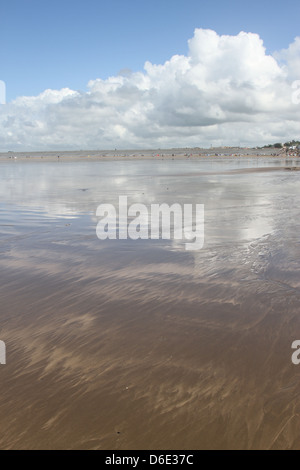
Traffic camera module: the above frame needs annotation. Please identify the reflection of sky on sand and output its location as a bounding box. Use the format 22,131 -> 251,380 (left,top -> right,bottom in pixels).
1,158 -> 300,291
1,158 -> 300,449
1,158 -> 299,250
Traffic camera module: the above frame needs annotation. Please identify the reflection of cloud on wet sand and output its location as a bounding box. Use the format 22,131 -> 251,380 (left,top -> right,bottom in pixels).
0,159 -> 300,449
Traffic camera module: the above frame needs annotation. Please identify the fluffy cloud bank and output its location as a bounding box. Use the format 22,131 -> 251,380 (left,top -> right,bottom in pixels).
1,29 -> 300,150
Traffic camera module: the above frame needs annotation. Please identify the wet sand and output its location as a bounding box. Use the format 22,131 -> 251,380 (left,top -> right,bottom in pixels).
0,156 -> 300,449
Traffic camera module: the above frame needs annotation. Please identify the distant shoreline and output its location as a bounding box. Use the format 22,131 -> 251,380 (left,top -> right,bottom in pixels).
0,147 -> 293,163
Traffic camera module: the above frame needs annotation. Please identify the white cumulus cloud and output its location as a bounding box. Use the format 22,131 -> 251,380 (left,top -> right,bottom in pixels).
1,28 -> 300,150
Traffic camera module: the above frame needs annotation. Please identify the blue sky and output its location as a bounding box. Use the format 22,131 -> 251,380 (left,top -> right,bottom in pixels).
1,0 -> 300,101
0,0 -> 299,150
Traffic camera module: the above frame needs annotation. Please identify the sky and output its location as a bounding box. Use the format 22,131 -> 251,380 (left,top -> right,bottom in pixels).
0,0 -> 300,150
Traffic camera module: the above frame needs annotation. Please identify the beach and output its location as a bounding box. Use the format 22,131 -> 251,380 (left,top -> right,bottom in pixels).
0,153 -> 300,449
0,147 -> 285,163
